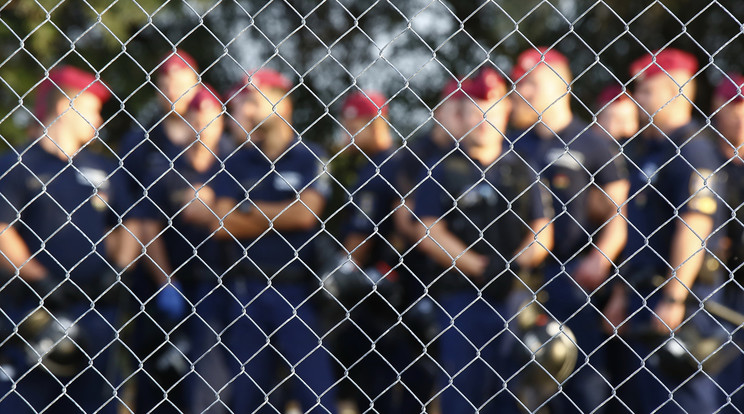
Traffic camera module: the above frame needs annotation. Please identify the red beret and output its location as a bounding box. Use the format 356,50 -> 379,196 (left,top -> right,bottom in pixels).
440,79 -> 465,100
441,78 -> 484,103
247,69 -> 293,93
629,48 -> 698,81
511,47 -> 569,80
158,49 -> 198,75
463,67 -> 505,101
224,81 -> 246,104
714,73 -> 744,103
187,84 -> 221,112
34,65 -> 110,119
341,90 -> 388,119
596,84 -> 630,109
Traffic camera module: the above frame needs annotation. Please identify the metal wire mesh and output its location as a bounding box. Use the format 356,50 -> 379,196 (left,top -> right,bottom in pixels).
1,1 -> 744,413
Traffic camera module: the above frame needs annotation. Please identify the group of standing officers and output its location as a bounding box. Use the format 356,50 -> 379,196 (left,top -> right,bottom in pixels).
0,45 -> 743,414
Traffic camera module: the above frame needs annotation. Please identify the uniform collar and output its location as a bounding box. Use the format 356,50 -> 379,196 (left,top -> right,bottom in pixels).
667,121 -> 701,145
554,118 -> 587,142
370,147 -> 394,164
24,140 -> 83,165
643,121 -> 699,145
246,136 -> 302,163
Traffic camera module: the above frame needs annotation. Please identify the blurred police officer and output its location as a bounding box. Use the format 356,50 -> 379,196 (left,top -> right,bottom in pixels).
591,83 -> 641,412
116,49 -> 204,412
0,66 -> 138,413
118,49 -> 201,293
413,67 -> 553,414
511,47 -> 629,413
223,75 -> 258,146
622,48 -> 725,413
709,73 -> 744,412
590,85 -> 639,330
396,79 -> 469,199
120,49 -> 201,197
393,80 -> 471,413
594,84 -> 640,143
333,90 -> 422,412
137,84 -> 232,413
187,69 -> 337,413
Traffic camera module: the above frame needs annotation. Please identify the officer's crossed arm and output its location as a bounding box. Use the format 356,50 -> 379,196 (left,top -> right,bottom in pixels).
653,211 -> 714,332
574,179 -> 630,291
212,188 -> 325,239
106,219 -> 145,270
514,217 -> 554,269
344,233 -> 371,266
138,218 -> 175,286
0,223 -> 48,282
416,216 -> 488,278
654,167 -> 718,332
252,189 -> 325,231
666,212 -> 714,301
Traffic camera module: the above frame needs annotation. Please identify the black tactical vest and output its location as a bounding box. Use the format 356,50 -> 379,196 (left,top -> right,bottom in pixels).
434,152 -> 536,295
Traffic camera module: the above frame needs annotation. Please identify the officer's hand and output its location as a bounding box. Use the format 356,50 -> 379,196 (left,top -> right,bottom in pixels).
653,299 -> 686,333
29,276 -> 72,310
601,285 -> 627,335
573,253 -> 611,291
155,281 -> 187,320
479,257 -> 516,300
463,254 -> 488,280
180,185 -> 216,227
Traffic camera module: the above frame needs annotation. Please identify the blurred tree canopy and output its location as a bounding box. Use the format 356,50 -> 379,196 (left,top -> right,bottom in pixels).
1,0 -> 743,150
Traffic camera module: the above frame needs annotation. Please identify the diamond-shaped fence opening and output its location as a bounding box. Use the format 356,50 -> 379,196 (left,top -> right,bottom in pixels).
2,1 -> 744,413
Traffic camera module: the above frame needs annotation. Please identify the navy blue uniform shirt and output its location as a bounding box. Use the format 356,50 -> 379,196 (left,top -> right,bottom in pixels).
120,122 -> 235,217
120,122 -> 179,199
393,131 -> 456,298
139,144 -> 226,282
623,122 -> 722,279
414,149 -> 549,292
716,156 -> 744,284
0,143 -> 133,287
514,119 -> 627,262
342,148 -> 403,267
397,132 -> 454,195
214,139 -> 330,276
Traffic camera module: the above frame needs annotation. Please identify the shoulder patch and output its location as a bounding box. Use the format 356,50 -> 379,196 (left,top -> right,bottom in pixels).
443,155 -> 471,176
77,167 -> 109,190
688,169 -> 717,215
546,148 -> 584,170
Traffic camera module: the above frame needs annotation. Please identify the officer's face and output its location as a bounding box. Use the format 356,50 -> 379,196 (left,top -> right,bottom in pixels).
632,73 -> 691,125
187,101 -> 224,147
246,87 -> 291,135
596,99 -> 639,140
512,65 -> 570,129
714,99 -> 744,150
434,98 -> 466,141
460,94 -> 510,149
341,116 -> 376,152
58,91 -> 103,145
227,92 -> 255,140
157,67 -> 199,115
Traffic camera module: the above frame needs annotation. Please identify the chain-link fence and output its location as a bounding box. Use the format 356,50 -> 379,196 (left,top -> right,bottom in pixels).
2,1 -> 744,413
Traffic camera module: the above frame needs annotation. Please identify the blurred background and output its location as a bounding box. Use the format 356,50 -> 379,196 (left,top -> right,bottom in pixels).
1,0 -> 743,149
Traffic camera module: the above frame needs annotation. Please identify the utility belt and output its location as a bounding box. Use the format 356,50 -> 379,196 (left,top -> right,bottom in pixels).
227,262 -> 310,285
4,271 -> 123,311
725,249 -> 744,285
433,264 -> 520,302
171,265 -> 223,289
624,255 -> 721,294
